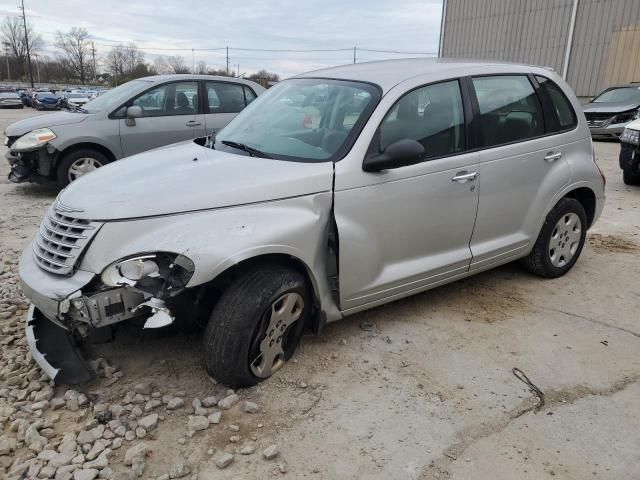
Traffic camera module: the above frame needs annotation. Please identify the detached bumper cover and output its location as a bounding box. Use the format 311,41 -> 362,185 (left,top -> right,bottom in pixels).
26,305 -> 95,384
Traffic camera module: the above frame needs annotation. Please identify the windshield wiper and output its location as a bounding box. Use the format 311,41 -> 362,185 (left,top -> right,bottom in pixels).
221,140 -> 272,159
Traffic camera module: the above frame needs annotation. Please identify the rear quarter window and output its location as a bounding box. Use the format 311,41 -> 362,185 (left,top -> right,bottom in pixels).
535,76 -> 578,132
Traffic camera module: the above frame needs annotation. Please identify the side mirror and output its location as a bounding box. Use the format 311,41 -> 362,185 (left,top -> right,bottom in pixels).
363,139 -> 425,172
125,105 -> 142,126
126,105 -> 142,118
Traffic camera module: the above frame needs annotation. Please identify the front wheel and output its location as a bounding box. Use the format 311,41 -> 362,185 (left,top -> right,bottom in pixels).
56,149 -> 110,187
521,197 -> 587,278
202,264 -> 310,388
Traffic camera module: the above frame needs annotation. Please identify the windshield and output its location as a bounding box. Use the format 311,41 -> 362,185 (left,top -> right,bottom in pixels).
68,93 -> 85,98
83,80 -> 150,113
215,78 -> 380,162
593,87 -> 640,104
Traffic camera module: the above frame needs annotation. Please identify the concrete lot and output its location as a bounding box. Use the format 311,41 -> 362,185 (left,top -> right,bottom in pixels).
0,107 -> 638,479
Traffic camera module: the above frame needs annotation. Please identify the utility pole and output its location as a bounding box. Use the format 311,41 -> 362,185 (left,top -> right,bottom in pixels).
226,46 -> 229,75
237,63 -> 239,77
353,46 -> 356,64
18,0 -> 34,88
3,42 -> 10,81
33,52 -> 40,83
91,42 -> 96,84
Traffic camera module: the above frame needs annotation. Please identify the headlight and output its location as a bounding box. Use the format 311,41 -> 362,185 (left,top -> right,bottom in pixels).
101,252 -> 195,296
620,127 -> 640,145
12,128 -> 57,151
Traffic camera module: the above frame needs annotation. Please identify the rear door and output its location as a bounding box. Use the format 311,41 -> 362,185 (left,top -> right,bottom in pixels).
468,74 -> 573,271
119,80 -> 205,157
204,81 -> 258,133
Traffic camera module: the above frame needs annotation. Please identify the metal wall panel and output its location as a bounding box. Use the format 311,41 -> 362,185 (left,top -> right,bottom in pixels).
441,0 -> 640,97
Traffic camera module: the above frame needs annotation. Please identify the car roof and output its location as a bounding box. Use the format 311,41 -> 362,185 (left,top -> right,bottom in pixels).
294,57 -> 552,93
138,74 -> 262,88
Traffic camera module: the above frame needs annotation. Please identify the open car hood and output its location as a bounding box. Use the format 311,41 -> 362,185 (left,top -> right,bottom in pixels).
58,141 -> 334,221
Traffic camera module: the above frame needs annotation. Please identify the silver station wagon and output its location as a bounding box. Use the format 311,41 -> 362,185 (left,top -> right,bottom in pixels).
19,59 -> 605,387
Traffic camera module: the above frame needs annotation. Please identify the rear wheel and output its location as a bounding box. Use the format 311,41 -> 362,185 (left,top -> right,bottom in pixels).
202,264 -> 309,388
521,197 -> 587,278
623,167 -> 640,186
56,149 -> 110,187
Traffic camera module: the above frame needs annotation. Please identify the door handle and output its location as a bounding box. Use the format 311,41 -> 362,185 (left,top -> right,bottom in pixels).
186,120 -> 201,127
544,151 -> 563,162
451,171 -> 478,183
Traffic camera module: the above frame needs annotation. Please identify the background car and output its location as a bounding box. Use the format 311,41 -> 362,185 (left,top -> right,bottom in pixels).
62,92 -> 91,109
33,92 -> 61,110
5,74 -> 265,186
582,84 -> 640,139
619,118 -> 640,185
0,91 -> 24,109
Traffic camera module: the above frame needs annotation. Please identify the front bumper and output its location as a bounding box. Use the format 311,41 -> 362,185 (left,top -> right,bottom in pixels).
589,123 -> 625,139
6,144 -> 57,183
26,305 -> 95,384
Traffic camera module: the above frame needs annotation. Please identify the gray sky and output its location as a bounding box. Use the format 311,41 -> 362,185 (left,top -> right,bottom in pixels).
0,0 -> 443,78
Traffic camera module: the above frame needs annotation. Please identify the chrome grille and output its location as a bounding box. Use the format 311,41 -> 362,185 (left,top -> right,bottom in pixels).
33,204 -> 102,275
585,112 -> 612,128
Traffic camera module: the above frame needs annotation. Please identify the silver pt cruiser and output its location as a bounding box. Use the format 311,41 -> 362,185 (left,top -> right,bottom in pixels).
19,59 -> 606,387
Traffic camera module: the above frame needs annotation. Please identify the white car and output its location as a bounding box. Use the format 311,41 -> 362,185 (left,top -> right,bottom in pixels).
64,92 -> 90,108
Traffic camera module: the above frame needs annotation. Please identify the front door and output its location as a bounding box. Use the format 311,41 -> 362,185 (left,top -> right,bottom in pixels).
119,80 -> 205,157
334,79 -> 480,312
467,75 -> 572,271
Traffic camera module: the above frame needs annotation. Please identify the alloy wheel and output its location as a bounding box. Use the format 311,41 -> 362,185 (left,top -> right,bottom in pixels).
549,212 -> 582,267
68,157 -> 103,182
250,292 -> 304,378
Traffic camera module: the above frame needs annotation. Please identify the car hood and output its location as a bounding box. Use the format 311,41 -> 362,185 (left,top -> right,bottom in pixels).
57,141 -> 334,221
582,102 -> 640,114
5,111 -> 89,136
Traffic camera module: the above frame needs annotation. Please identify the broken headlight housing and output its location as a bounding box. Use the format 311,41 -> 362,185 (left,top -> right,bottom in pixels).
13,128 -> 57,151
101,252 -> 195,297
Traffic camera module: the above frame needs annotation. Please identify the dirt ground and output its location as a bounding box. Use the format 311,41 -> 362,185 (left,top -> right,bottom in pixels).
0,107 -> 639,480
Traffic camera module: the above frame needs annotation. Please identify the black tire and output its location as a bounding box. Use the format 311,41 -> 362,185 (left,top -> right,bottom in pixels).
521,197 -> 587,278
202,264 -> 310,388
56,148 -> 110,187
623,167 -> 640,186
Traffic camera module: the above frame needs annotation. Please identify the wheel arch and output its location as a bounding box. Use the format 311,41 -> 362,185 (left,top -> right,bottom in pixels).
56,142 -> 117,166
196,251 -> 325,334
562,186 -> 597,228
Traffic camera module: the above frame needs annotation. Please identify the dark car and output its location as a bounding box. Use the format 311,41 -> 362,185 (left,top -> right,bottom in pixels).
33,92 -> 60,111
619,119 -> 640,185
582,84 -> 640,140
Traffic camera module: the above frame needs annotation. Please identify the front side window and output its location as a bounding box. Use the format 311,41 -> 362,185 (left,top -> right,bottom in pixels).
536,76 -> 577,131
131,81 -> 199,117
215,78 -> 380,162
206,82 -> 246,113
472,75 -> 544,147
379,80 -> 465,159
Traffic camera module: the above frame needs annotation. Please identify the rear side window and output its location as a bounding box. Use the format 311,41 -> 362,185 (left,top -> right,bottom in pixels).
535,76 -> 577,132
472,75 -> 544,147
206,82 -> 247,113
379,80 -> 465,160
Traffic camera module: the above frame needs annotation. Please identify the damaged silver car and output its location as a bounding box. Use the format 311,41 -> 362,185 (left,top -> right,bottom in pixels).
19,59 -> 605,387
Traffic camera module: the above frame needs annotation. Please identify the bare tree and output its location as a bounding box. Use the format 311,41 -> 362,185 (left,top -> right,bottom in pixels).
167,55 -> 190,74
153,55 -> 172,75
195,60 -> 208,75
55,27 -> 92,83
105,45 -> 126,80
0,16 -> 43,75
123,43 -> 144,74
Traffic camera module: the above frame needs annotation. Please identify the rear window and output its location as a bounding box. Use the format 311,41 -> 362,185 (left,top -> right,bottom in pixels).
536,76 -> 577,132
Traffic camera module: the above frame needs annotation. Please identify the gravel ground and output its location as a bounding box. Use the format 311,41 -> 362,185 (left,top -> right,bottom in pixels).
0,107 -> 638,480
